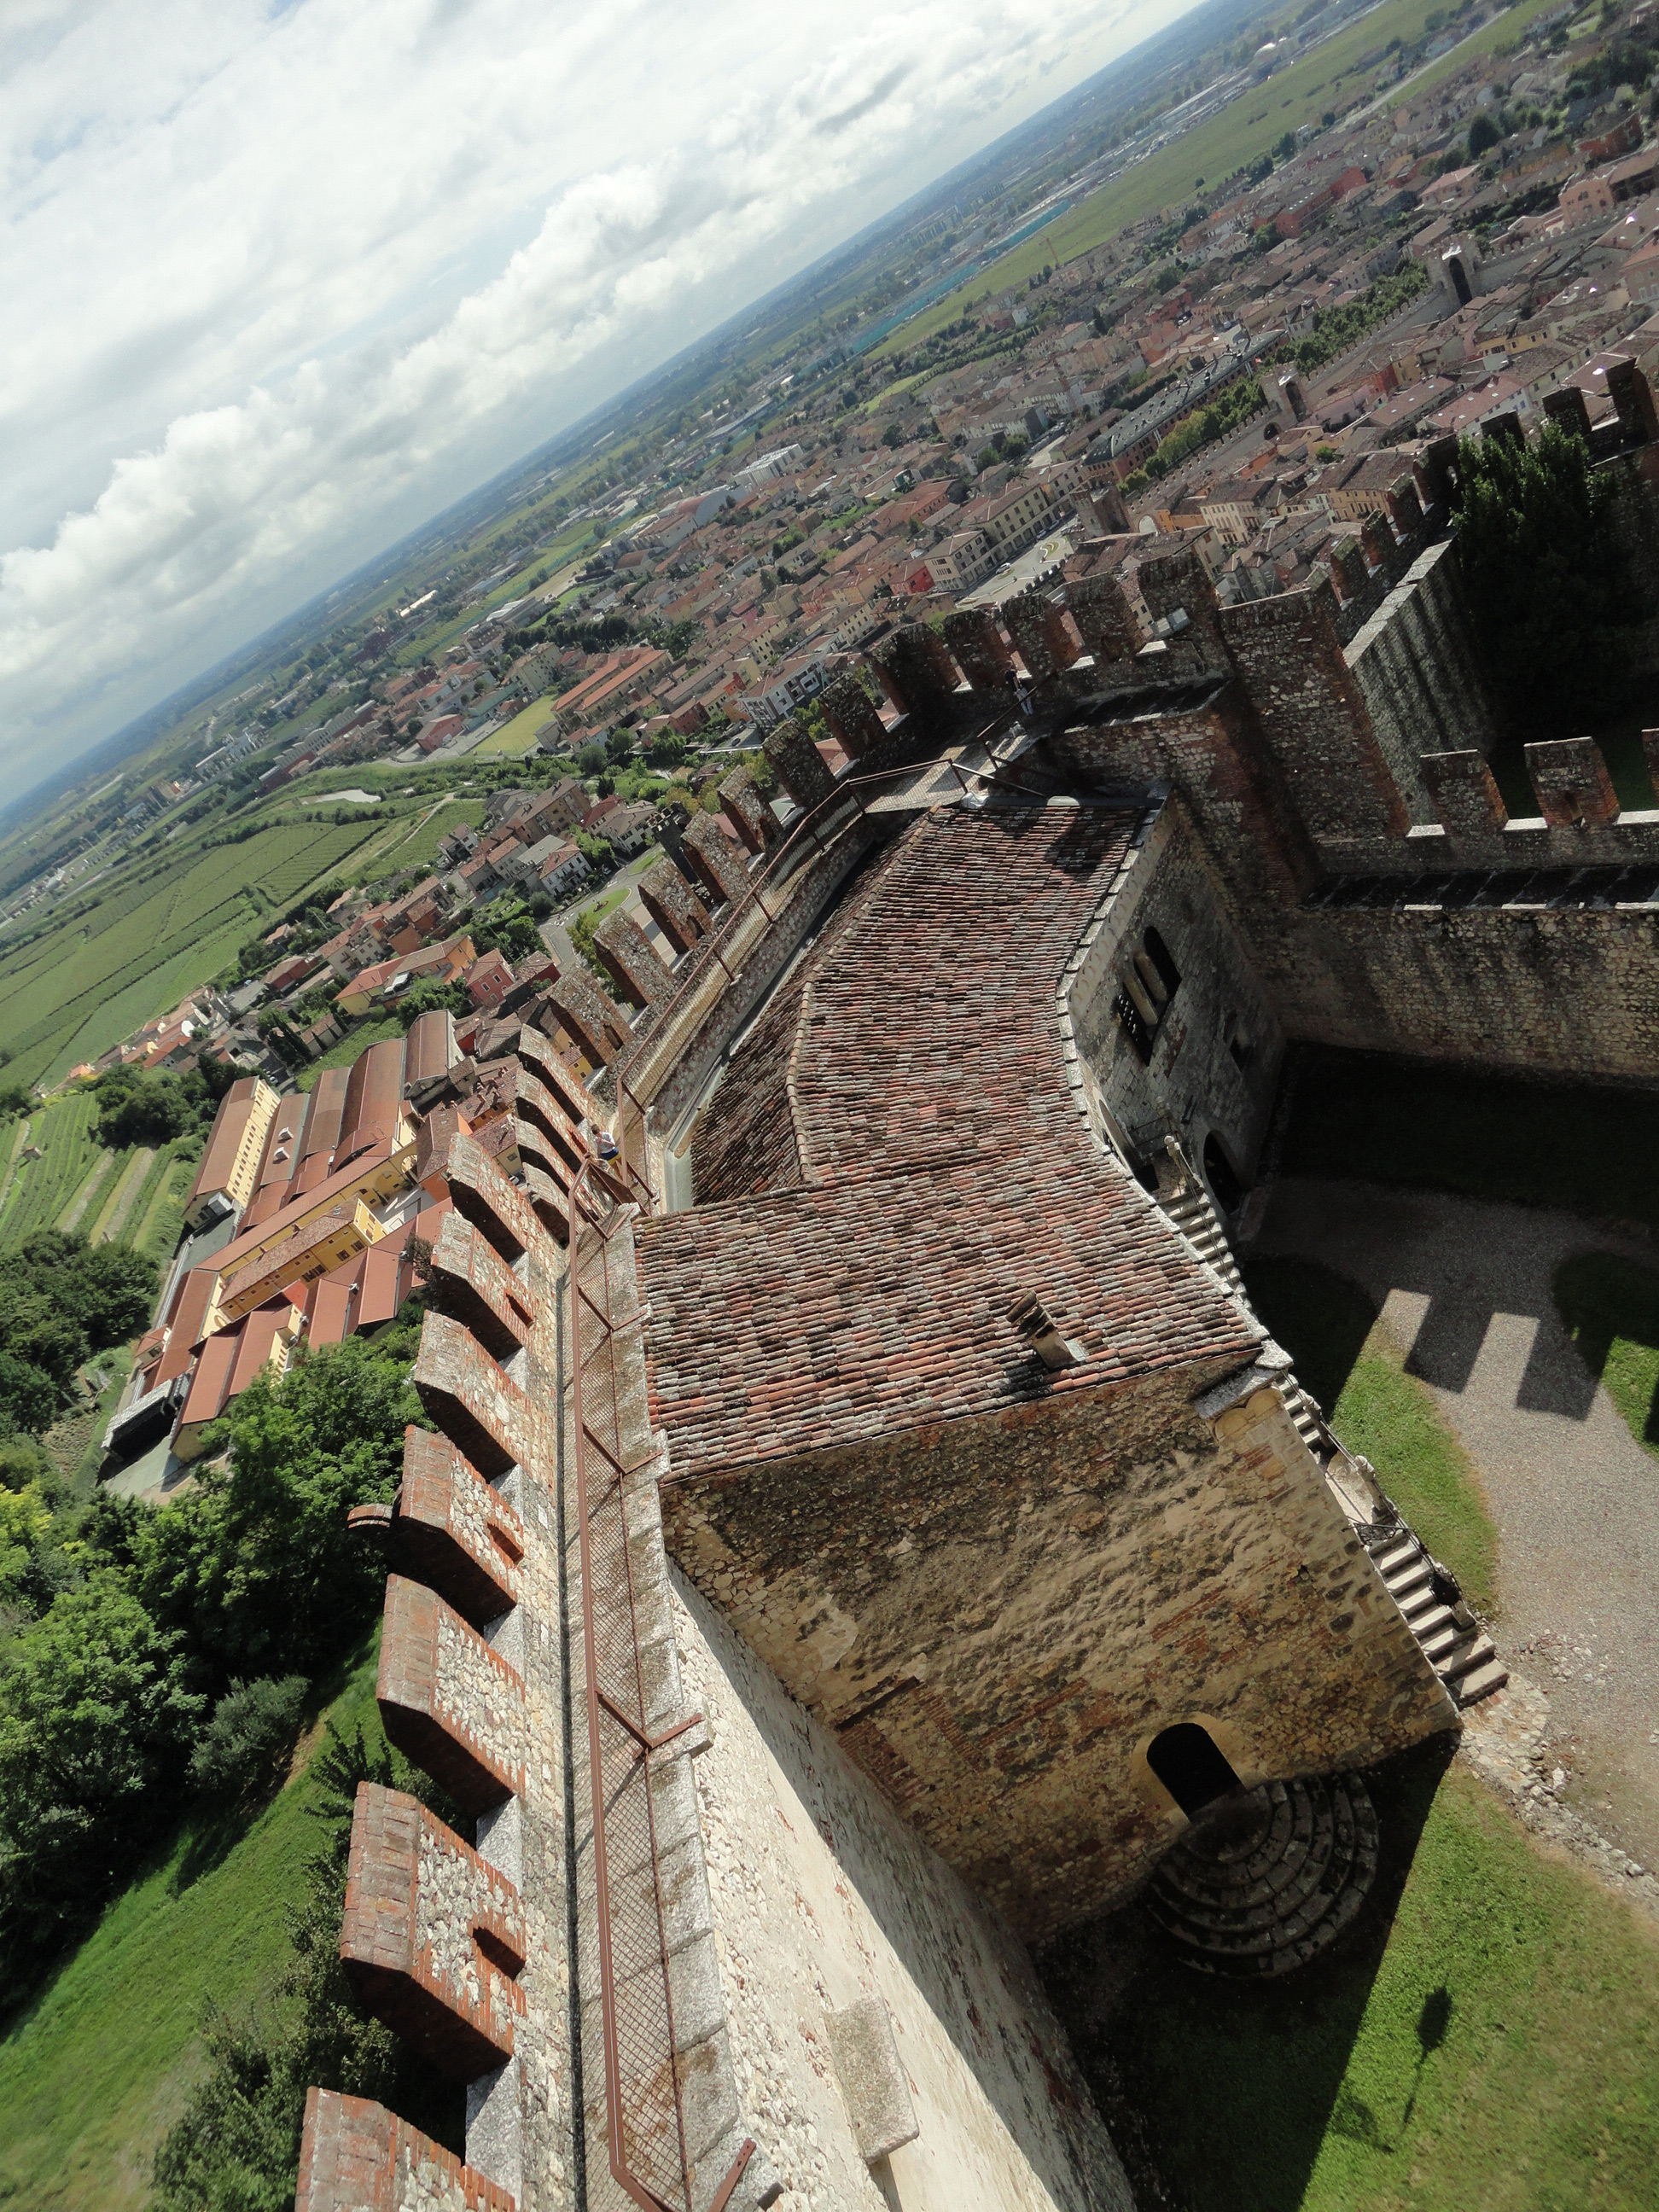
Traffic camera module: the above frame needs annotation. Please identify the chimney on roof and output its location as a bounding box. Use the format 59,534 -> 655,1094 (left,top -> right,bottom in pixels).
1006,1293 -> 1086,1371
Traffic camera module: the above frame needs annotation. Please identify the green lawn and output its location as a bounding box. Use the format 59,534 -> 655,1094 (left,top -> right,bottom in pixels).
0,1636 -> 384,2212
1278,1051 -> 1659,1239
1554,1253 -> 1659,1464
474,698 -> 557,755
1051,1749 -> 1659,2212
877,0 -> 1562,358
1247,1254 -> 1498,1614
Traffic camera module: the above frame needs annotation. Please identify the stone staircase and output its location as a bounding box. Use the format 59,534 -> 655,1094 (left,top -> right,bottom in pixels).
1155,1142 -> 1507,1711
1144,1773 -> 1379,1976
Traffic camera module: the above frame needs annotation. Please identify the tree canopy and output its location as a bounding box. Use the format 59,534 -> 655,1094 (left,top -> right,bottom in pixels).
1451,421 -> 1641,729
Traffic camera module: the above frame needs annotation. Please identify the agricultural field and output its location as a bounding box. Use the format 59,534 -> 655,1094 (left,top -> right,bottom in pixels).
0,1091 -> 102,1254
0,815 -> 382,1090
876,0 -> 1562,358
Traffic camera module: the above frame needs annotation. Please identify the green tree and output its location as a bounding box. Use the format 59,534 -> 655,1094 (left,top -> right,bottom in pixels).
129,1340 -> 421,1682
1468,111 -> 1503,159
0,1575 -> 205,1989
1451,421 -> 1641,728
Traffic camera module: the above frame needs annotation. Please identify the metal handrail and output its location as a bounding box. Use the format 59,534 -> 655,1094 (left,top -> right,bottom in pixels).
564,1148 -> 754,2212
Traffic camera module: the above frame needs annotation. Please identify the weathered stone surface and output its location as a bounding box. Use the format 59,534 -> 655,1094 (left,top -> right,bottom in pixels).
394,1424 -> 524,1627
341,1784 -> 527,2078
764,715 -> 836,810
1066,571 -> 1144,664
869,623 -> 961,720
824,1996 -> 919,2162
296,2088 -> 515,2212
1002,590 -> 1079,680
426,1211 -> 536,1365
1525,735 -> 1621,827
639,859 -> 712,956
1421,750 -> 1508,845
445,1131 -> 542,1264
415,1312 -> 533,1480
719,767 -> 776,853
682,812 -> 752,905
593,908 -> 672,1008
379,1574 -> 527,1813
940,608 -> 1014,690
513,1068 -> 585,1177
545,969 -> 630,1068
515,1024 -> 596,1127
819,673 -> 885,761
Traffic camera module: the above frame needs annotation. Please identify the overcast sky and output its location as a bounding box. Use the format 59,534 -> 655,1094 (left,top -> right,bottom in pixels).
0,0 -> 1190,808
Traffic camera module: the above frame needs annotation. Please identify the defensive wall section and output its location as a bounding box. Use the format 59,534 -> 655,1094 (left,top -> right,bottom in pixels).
298,1033 -> 1140,2212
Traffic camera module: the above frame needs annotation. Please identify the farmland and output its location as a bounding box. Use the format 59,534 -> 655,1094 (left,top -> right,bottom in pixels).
0,814 -> 386,1091
875,0 -> 1560,358
0,1090 -> 201,1262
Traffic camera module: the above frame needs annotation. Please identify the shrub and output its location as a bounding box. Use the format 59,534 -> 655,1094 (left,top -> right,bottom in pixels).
191,1675 -> 310,1802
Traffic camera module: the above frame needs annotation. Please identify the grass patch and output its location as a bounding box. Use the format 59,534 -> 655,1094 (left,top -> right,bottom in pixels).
0,1636 -> 384,2212
0,1091 -> 101,1255
1554,1252 -> 1659,1463
1247,1255 -> 1497,1612
474,698 -> 557,755
295,1016 -> 403,1091
1279,1049 -> 1659,1237
1051,1749 -> 1659,2212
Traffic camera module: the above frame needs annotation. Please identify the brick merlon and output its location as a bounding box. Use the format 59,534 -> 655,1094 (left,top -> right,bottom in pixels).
341,1784 -> 525,2080
393,1424 -> 523,1627
425,1210 -> 535,1365
296,2089 -> 515,2212
377,1574 -> 525,1814
413,1311 -> 532,1480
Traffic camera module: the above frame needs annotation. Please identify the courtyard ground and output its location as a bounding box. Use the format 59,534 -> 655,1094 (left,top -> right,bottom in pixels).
1252,1179 -> 1659,1873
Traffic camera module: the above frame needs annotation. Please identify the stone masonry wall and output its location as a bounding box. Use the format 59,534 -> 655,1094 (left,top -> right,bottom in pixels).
1262,901 -> 1659,1080
1346,540 -> 1497,827
659,1364 -> 1451,1944
672,1568 -> 1135,2212
1067,798 -> 1286,1184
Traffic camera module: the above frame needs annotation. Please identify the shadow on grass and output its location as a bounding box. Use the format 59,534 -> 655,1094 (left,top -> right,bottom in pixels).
1554,1250 -> 1659,1454
1039,1736 -> 1454,2212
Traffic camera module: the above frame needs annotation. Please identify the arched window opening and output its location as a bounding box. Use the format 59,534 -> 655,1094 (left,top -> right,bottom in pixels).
1114,926 -> 1182,1066
1202,1132 -> 1245,1214
1147,1722 -> 1242,1818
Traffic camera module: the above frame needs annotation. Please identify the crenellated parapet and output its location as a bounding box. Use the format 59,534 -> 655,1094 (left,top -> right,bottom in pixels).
681,810 -> 754,905
593,905 -> 673,1010
341,1783 -> 527,2076
305,1036 -> 776,2212
378,1575 -> 527,1813
638,858 -> 713,955
297,2089 -> 514,2212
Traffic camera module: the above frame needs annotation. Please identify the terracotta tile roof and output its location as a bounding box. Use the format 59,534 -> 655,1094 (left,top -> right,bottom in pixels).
638,804 -> 1260,1475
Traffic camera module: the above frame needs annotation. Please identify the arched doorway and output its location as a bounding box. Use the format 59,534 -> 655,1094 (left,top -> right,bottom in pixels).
1147,1722 -> 1242,1818
1202,1132 -> 1244,1214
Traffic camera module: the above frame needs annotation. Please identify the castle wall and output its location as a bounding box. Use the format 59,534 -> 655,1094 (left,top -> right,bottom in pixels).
658,1365 -> 1452,1946
670,1569 -> 1134,2212
1266,900 -> 1659,1080
1065,798 -> 1286,1184
1345,541 -> 1496,825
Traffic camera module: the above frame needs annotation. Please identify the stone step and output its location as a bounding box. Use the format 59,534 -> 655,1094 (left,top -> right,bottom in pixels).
1373,1538 -> 1423,1581
1440,1632 -> 1497,1683
1453,1656 -> 1510,1707
1388,1561 -> 1435,1608
1415,1610 -> 1459,1659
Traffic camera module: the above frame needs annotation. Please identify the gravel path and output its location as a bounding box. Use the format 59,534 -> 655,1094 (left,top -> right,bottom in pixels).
1253,1177 -> 1659,1868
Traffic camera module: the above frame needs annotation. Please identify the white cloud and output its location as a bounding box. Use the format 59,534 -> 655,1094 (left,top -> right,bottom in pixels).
0,0 -> 1170,793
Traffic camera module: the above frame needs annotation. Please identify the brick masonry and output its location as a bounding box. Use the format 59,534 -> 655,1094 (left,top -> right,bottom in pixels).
378,1573 -> 527,1813
296,2089 -> 515,2212
341,1783 -> 527,2077
593,907 -> 672,1009
392,1424 -> 524,1627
